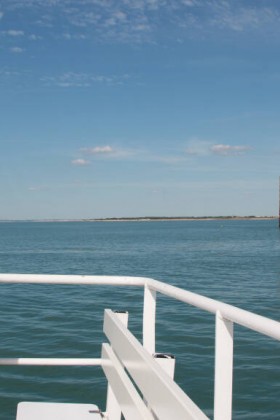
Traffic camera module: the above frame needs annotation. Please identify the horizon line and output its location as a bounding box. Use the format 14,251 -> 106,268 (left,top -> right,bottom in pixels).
0,215 -> 277,223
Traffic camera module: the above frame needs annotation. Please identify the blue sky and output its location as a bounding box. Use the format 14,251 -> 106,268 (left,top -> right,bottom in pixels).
0,0 -> 280,219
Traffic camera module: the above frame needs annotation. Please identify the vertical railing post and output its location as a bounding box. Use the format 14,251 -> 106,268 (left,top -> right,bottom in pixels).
154,353 -> 175,378
214,311 -> 234,420
143,284 -> 157,354
105,311 -> 128,420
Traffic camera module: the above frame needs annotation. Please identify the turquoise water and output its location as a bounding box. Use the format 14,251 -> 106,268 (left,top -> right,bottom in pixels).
0,220 -> 279,419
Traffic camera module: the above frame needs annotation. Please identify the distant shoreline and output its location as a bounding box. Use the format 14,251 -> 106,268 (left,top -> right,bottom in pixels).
87,216 -> 278,222
0,216 -> 277,223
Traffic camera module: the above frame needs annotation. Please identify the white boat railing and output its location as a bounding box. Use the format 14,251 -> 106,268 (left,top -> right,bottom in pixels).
0,273 -> 279,420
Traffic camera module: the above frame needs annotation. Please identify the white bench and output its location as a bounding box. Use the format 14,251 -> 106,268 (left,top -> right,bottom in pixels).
16,402 -> 102,419
16,309 -> 208,420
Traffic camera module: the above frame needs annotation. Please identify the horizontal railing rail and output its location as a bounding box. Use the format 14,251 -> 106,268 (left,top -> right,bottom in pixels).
0,358 -> 102,366
0,274 -> 278,340
147,278 -> 280,340
0,273 -> 147,286
0,273 -> 279,420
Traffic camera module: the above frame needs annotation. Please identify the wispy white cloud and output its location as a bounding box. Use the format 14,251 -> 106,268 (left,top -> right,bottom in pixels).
41,72 -> 130,88
75,140 -> 252,166
78,143 -> 197,165
81,145 -> 114,155
3,29 -> 25,36
152,155 -> 188,164
29,34 -> 42,40
1,1 -> 280,45
71,158 -> 90,166
209,2 -> 280,33
64,3 -> 154,43
210,144 -> 252,156
80,145 -> 135,160
10,46 -> 24,53
28,185 -> 48,191
181,0 -> 197,6
185,138 -> 252,157
1,68 -> 129,90
104,10 -> 127,27
185,139 -> 213,156
41,73 -> 90,88
0,68 -> 20,77
62,32 -> 86,40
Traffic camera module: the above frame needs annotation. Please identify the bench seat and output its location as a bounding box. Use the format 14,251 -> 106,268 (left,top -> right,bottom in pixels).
16,402 -> 102,420
15,309 -> 208,420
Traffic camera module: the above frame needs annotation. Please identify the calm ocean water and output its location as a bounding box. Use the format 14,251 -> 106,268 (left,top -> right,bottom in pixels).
0,220 -> 279,419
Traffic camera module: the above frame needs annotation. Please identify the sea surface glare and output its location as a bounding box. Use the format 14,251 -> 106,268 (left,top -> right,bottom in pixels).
0,220 -> 279,419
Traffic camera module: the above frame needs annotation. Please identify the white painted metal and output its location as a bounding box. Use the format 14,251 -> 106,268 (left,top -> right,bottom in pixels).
16,402 -> 101,420
104,385 -> 120,420
114,311 -> 129,326
147,278 -> 280,341
0,274 -> 278,340
0,273 -> 279,420
102,343 -> 154,420
0,273 -> 147,286
0,273 -> 280,340
153,353 -> 175,379
104,309 -> 209,420
0,358 -> 102,366
143,285 -> 157,353
214,311 -> 234,420
105,311 -> 129,420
